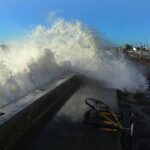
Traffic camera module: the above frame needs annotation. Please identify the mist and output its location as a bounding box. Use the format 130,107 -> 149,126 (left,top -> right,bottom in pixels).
0,17 -> 147,107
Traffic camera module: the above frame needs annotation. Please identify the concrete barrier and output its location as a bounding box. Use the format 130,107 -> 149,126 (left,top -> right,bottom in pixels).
0,73 -> 80,150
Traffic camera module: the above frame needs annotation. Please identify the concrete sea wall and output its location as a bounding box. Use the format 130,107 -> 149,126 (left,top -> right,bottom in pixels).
0,74 -> 80,150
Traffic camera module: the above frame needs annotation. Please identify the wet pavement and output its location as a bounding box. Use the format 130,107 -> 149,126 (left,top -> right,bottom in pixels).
118,80 -> 150,150
12,85 -> 122,150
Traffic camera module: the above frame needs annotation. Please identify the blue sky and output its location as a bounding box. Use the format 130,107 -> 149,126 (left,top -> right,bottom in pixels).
0,0 -> 150,45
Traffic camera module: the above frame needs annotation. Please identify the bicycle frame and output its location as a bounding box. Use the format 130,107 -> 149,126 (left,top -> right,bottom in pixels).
84,98 -> 133,133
